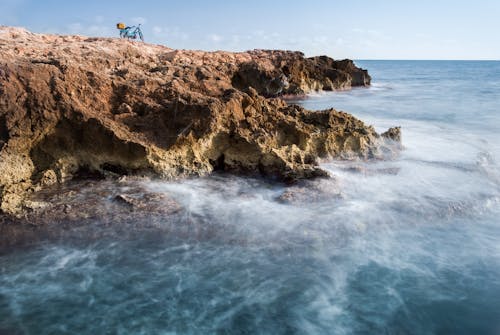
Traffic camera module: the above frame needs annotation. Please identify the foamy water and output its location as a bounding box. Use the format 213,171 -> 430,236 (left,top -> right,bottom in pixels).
1,61 -> 500,334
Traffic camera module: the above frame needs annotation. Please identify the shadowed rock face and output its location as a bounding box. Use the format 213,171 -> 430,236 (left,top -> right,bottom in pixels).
0,26 -> 399,215
232,52 -> 371,96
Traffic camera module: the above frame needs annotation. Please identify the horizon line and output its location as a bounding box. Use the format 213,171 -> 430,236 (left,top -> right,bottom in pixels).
354,59 -> 500,62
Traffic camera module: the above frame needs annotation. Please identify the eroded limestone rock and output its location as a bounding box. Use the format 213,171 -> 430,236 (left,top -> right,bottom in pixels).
0,26 -> 400,215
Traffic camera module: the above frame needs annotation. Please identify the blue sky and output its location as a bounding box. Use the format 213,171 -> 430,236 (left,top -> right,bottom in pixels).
1,0 -> 499,60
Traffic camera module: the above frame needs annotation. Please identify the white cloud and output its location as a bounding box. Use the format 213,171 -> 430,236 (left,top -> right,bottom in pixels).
0,0 -> 25,23
312,35 -> 328,44
208,34 -> 223,42
153,26 -> 189,40
67,22 -> 83,34
94,15 -> 105,23
152,26 -> 163,34
149,26 -> 190,47
87,25 -> 112,35
130,17 -> 147,25
352,28 -> 391,41
415,33 -> 430,39
66,22 -> 114,37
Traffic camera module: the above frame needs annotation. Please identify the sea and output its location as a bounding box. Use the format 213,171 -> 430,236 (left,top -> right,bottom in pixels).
1,61 -> 500,334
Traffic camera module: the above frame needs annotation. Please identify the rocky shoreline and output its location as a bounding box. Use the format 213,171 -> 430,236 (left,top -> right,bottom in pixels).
0,26 -> 401,219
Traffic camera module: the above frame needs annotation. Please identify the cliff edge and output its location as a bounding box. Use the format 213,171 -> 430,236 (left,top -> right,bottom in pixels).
0,27 -> 400,215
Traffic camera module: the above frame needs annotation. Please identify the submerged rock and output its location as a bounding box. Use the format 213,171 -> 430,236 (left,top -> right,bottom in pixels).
0,26 -> 400,215
276,178 -> 343,205
0,179 -> 185,249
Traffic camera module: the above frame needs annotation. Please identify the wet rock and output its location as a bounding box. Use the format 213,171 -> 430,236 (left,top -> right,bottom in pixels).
341,164 -> 401,176
39,169 -> 58,186
0,182 -> 32,215
114,194 -> 140,207
382,126 -> 402,143
0,179 -> 185,250
276,178 -> 343,205
8,179 -> 184,226
282,166 -> 330,184
114,191 -> 181,213
23,200 -> 50,211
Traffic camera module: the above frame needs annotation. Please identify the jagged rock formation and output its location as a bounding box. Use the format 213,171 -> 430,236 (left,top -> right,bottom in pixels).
0,26 -> 400,215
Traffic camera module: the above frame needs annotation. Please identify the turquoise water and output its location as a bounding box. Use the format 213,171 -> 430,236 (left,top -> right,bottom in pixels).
1,61 -> 500,334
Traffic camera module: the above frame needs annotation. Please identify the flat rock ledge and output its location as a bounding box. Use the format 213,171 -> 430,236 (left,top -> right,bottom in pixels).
0,26 -> 401,215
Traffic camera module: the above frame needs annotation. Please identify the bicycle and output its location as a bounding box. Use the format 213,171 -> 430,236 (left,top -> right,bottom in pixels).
117,23 -> 144,42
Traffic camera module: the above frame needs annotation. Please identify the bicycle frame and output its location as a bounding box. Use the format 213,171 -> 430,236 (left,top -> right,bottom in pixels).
119,24 -> 144,42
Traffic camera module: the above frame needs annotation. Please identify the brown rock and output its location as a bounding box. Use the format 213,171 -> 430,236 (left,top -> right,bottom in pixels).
0,27 -> 400,215
232,52 -> 371,96
382,126 -> 402,142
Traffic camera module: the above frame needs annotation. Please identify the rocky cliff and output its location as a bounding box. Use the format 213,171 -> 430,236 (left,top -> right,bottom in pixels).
0,26 -> 400,215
